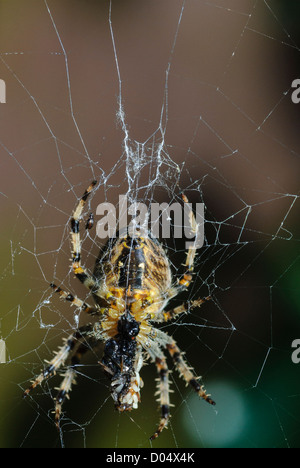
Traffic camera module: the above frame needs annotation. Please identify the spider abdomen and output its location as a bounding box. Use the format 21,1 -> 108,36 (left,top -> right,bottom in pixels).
94,234 -> 172,298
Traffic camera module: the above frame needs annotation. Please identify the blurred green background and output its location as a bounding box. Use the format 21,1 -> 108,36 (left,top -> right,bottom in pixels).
0,0 -> 299,448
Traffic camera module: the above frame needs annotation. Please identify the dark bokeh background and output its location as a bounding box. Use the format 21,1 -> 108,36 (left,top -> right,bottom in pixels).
0,0 -> 299,448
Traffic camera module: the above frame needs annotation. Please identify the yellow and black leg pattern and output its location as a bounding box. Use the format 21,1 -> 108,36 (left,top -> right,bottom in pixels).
50,283 -> 99,316
143,339 -> 172,440
151,297 -> 210,323
70,180 -> 98,290
153,328 -> 215,406
150,355 -> 172,440
23,324 -> 93,398
54,337 -> 96,428
166,194 -> 201,300
54,367 -> 77,428
166,340 -> 215,406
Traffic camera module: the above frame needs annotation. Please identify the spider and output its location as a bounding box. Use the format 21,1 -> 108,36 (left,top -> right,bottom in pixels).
23,181 -> 215,439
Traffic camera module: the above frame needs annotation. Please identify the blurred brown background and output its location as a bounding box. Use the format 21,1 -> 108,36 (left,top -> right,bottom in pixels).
0,0 -> 299,448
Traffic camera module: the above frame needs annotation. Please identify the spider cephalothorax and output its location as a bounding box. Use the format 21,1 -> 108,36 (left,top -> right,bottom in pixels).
24,181 -> 215,439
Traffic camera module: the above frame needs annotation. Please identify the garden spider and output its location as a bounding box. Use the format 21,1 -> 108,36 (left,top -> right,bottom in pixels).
24,181 -> 215,439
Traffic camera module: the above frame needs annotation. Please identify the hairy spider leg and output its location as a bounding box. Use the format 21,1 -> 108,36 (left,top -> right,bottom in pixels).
166,194 -> 201,300
167,340 -> 215,405
23,324 -> 93,398
154,328 -> 215,405
71,180 -> 98,290
54,368 -> 76,428
50,283 -> 100,316
151,297 -> 211,323
151,355 -> 172,440
142,337 -> 172,439
54,337 -> 97,428
70,181 -> 122,307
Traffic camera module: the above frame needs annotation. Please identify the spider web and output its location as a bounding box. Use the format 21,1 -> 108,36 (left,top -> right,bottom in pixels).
0,0 -> 299,449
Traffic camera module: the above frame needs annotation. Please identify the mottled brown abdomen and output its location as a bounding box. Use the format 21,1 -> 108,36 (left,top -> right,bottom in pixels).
94,234 -> 172,296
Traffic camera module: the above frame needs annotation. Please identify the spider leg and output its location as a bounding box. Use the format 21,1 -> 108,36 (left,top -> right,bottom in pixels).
23,324 -> 93,398
50,283 -> 100,316
151,297 -> 210,323
166,194 -> 201,300
70,182 -> 121,306
54,367 -> 76,428
151,355 -> 172,440
154,328 -> 215,406
167,341 -> 215,405
54,337 -> 97,428
71,180 -> 98,290
141,338 -> 172,439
